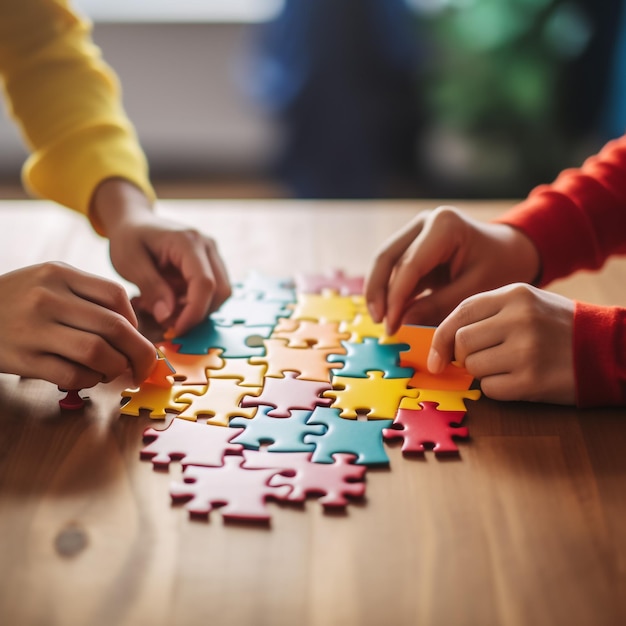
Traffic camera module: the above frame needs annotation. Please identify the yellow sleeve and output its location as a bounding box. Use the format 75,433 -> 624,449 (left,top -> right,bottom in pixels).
0,0 -> 156,225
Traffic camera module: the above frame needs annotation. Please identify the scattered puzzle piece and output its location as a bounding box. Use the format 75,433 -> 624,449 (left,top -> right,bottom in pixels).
271,318 -> 351,349
230,406 -> 326,452
400,388 -> 481,412
170,456 -> 291,522
121,382 -> 190,419
324,371 -> 419,420
175,379 -> 261,426
155,341 -> 224,385
172,320 -> 272,357
240,370 -> 332,417
304,407 -> 392,465
383,402 -> 469,456
295,269 -> 364,296
58,388 -> 85,410
250,338 -> 342,382
140,418 -> 244,469
243,450 -> 366,509
328,337 -> 413,379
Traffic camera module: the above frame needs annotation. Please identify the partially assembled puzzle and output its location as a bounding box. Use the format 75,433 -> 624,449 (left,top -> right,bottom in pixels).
120,270 -> 480,524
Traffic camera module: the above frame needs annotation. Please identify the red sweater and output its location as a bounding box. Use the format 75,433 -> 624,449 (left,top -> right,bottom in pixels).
495,135 -> 626,407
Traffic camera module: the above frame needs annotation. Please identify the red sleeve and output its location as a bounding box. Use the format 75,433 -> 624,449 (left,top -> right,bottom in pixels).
574,302 -> 626,407
493,136 -> 626,407
494,134 -> 626,286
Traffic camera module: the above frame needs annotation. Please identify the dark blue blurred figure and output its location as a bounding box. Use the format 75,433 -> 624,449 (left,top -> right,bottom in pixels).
250,0 -> 422,199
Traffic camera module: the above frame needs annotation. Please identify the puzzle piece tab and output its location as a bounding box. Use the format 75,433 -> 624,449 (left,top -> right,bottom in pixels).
141,418 -> 244,469
170,456 -> 291,522
121,382 -> 189,419
243,450 -> 366,509
383,402 -> 469,456
400,388 -> 481,412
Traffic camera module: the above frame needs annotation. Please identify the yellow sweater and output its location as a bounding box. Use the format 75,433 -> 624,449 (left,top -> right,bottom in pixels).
0,0 -> 155,220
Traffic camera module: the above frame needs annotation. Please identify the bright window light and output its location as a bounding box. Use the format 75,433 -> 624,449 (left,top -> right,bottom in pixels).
71,0 -> 285,23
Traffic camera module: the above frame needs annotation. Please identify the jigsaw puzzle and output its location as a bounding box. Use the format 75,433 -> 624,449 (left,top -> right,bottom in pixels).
121,270 -> 481,524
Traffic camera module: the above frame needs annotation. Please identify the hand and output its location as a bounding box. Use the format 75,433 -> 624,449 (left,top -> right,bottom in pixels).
365,206 -> 541,334
0,262 -> 157,388
90,179 -> 231,335
428,283 -> 576,404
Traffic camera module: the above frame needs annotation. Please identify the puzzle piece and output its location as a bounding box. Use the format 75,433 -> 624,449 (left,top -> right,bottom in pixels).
295,269 -> 364,296
240,370 -> 332,417
249,338 -> 342,382
243,450 -> 366,509
172,319 -> 272,357
155,341 -> 224,385
288,290 -> 360,323
121,382 -> 190,419
211,293 -> 291,327
170,456 -> 291,522
328,337 -> 413,378
175,379 -> 261,426
324,371 -> 419,420
271,318 -> 351,349
339,312 -> 386,342
304,407 -> 392,465
383,402 -> 469,455
384,325 -> 475,391
145,351 -> 176,387
233,270 -> 296,302
140,418 -> 244,469
207,357 -> 267,387
230,406 -> 326,452
400,388 -> 481,412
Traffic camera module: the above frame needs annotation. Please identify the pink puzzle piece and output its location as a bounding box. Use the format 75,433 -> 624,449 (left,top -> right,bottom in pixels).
140,418 -> 244,469
240,370 -> 333,417
383,402 -> 469,456
271,318 -> 351,349
155,341 -> 224,385
295,269 -> 364,296
243,450 -> 366,509
249,338 -> 343,382
169,456 -> 291,522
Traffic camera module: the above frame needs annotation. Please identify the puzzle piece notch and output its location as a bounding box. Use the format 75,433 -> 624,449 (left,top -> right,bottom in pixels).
295,269 -> 364,296
240,370 -> 332,417
328,338 -> 414,379
383,402 -> 469,456
170,456 -> 291,523
174,378 -> 261,426
230,406 -> 326,453
324,371 -> 419,420
304,406 -> 392,465
243,450 -> 366,509
141,418 -> 244,469
207,357 -> 267,387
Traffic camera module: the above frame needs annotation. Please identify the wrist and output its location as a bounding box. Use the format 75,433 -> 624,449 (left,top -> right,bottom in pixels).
89,178 -> 153,237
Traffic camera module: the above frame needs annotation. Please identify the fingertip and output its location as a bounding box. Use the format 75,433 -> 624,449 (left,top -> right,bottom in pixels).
367,298 -> 383,324
427,347 -> 445,374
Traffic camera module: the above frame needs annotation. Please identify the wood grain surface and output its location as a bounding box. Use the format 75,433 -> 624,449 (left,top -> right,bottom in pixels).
0,199 -> 625,626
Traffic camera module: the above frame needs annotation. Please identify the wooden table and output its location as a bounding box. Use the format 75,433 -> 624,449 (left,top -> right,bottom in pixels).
1,199 -> 626,626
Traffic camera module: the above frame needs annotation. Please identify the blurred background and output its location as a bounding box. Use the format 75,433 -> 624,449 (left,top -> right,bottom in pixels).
0,0 -> 625,200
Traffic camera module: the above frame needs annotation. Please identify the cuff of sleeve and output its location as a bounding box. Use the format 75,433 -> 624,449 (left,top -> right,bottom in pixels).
22,121 -> 156,236
573,301 -> 626,407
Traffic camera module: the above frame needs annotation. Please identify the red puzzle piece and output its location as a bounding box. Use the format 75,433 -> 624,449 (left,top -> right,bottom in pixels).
169,456 -> 291,522
240,370 -> 332,417
140,418 -> 244,469
243,450 -> 366,509
383,401 -> 469,456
